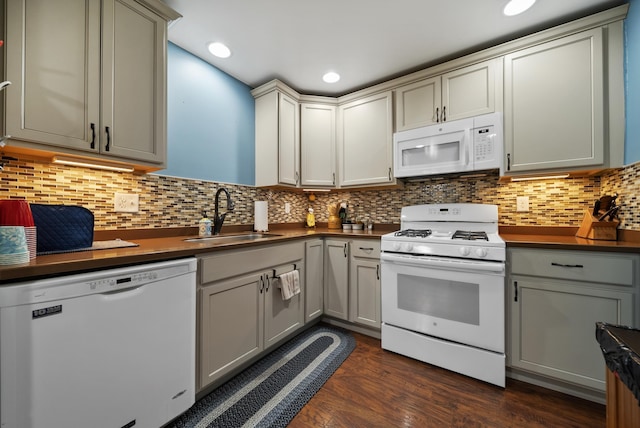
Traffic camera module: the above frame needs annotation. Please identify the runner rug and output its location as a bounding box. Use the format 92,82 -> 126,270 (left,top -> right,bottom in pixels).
168,325 -> 356,428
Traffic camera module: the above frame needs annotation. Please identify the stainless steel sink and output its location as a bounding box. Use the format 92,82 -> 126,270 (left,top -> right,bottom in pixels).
183,233 -> 282,243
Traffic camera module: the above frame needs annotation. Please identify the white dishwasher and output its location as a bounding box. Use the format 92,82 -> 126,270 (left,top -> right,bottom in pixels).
0,257 -> 197,428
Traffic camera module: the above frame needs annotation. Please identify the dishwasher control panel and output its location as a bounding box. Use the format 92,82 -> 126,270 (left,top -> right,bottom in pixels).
87,272 -> 159,291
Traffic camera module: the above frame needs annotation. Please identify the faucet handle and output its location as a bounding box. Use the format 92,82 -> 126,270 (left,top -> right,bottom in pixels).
228,199 -> 236,211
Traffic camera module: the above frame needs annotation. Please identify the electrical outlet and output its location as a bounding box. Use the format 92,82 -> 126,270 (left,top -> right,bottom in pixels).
284,202 -> 291,214
114,193 -> 139,213
516,196 -> 529,212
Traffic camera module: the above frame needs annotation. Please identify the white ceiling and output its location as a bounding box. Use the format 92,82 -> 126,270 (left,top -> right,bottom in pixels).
163,0 -> 624,96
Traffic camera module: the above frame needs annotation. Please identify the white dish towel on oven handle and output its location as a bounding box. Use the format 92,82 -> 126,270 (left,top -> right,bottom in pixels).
279,269 -> 300,300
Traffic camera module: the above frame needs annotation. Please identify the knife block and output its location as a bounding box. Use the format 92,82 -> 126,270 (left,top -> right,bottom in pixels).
575,209 -> 619,241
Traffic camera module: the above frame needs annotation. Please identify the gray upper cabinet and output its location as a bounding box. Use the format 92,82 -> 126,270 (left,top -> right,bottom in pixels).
253,83 -> 301,187
337,91 -> 395,187
3,0 -> 178,169
503,26 -> 622,174
395,58 -> 502,131
300,102 -> 337,188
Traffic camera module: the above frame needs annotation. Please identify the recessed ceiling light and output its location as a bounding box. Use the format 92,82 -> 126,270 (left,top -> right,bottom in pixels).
207,42 -> 231,58
322,72 -> 340,83
503,0 -> 536,16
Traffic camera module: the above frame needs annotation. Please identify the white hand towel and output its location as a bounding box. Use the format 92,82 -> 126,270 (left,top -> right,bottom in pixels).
279,269 -> 300,301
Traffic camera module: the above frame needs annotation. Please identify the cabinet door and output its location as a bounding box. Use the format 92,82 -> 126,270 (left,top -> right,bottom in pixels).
509,277 -> 633,391
394,77 -> 441,131
278,93 -> 300,186
324,239 -> 349,320
264,266 -> 304,349
442,58 -> 499,122
199,272 -> 264,390
337,91 -> 394,187
5,0 -> 101,151
305,240 -> 324,321
101,0 -> 167,164
504,28 -> 604,173
349,258 -> 381,328
300,103 -> 336,187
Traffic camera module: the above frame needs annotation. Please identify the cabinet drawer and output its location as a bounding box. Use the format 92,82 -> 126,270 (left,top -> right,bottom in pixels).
509,248 -> 636,286
351,240 -> 381,259
199,242 -> 303,284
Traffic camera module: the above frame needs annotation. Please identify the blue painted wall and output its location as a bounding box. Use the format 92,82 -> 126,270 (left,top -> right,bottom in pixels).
626,0 -> 640,164
158,43 -> 255,185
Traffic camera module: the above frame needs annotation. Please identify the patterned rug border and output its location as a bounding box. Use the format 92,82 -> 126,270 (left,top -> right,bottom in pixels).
168,324 -> 355,428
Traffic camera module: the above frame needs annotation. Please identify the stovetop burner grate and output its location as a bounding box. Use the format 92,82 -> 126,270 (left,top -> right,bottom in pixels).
452,230 -> 489,241
395,229 -> 432,238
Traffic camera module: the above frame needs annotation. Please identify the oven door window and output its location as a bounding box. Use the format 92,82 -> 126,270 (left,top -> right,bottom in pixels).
381,259 -> 504,353
398,274 -> 480,326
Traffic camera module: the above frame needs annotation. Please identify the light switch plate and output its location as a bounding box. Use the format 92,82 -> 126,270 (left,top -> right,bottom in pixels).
114,193 -> 139,213
516,196 -> 529,212
284,202 -> 291,214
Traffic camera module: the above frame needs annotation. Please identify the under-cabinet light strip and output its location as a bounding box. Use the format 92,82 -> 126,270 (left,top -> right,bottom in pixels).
51,156 -> 135,173
510,174 -> 570,182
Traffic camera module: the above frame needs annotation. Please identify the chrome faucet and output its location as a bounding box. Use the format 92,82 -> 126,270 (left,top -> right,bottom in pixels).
213,187 -> 235,235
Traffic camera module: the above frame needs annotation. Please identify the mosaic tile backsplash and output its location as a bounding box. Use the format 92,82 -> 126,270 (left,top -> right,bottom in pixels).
1,155 -> 639,231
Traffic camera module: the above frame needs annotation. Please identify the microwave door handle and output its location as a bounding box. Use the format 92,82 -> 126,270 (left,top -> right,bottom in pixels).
465,141 -> 470,165
465,132 -> 470,165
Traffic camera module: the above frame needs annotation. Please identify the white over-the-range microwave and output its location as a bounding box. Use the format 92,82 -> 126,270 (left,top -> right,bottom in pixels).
393,112 -> 503,179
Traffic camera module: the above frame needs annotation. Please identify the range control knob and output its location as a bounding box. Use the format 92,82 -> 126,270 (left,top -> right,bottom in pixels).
393,243 -> 402,251
403,243 -> 414,253
459,246 -> 471,256
475,247 -> 488,258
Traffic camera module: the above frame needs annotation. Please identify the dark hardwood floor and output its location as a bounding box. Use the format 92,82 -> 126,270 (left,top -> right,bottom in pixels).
289,330 -> 605,428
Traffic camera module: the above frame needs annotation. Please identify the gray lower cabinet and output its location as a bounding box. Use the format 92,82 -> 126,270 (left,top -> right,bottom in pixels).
349,239 -> 381,328
324,239 -> 350,320
305,239 -> 324,322
197,242 -> 305,392
508,248 -> 638,394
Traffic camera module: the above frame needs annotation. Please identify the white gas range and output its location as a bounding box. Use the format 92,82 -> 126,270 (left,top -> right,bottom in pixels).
380,203 -> 506,387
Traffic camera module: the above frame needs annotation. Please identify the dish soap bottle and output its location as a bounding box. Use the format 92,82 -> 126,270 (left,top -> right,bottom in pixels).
199,211 -> 212,237
306,207 -> 316,228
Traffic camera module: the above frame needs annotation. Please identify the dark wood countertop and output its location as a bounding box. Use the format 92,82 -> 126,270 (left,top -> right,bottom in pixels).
4,224 -> 640,284
0,226 -> 388,284
500,226 -> 640,253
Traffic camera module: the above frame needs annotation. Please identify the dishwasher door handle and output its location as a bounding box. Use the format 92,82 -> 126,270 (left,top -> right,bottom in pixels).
100,286 -> 144,300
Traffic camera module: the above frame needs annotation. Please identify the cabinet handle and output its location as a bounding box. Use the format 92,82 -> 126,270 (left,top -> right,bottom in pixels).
105,126 -> 111,151
507,153 -> 511,171
332,172 -> 336,186
90,123 -> 96,149
343,243 -> 347,258
435,107 -> 440,123
295,171 -> 299,185
359,247 -> 374,251
265,275 -> 270,292
442,106 -> 446,122
514,281 -> 518,302
388,167 -> 392,181
376,264 -> 380,280
551,262 -> 584,268
259,276 -> 264,294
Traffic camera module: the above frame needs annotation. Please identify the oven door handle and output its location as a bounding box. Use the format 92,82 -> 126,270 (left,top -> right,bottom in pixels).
380,252 -> 505,273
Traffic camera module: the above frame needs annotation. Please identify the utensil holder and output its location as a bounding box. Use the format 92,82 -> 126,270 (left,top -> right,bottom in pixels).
575,209 -> 619,241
